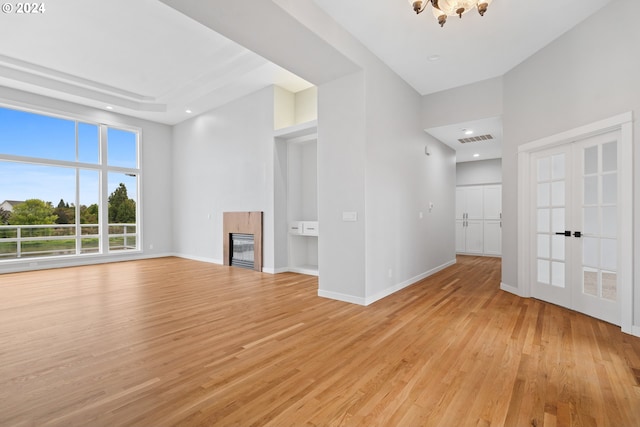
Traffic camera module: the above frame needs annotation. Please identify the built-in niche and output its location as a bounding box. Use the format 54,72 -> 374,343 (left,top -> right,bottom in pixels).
274,121 -> 318,276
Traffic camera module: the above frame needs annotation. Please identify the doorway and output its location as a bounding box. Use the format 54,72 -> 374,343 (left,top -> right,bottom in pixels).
517,113 -> 633,332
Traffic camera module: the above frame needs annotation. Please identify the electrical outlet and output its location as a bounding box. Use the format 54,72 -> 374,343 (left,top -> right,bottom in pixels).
388,269 -> 392,278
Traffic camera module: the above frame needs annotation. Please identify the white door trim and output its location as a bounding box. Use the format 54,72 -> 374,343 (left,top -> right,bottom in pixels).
517,112 -> 634,335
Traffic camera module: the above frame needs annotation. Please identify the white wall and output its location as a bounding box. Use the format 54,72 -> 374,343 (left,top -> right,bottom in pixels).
171,86 -> 276,269
456,159 -> 502,186
364,62 -> 456,302
317,72 -> 367,302
0,87 -> 173,273
501,0 -> 640,325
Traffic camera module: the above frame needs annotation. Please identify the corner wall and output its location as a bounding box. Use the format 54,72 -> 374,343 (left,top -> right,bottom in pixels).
364,61 -> 456,302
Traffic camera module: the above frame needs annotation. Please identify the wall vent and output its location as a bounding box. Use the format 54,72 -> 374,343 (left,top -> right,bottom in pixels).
458,134 -> 494,143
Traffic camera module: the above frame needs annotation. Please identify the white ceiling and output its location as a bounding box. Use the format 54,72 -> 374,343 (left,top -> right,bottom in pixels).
0,0 -> 613,151
312,0 -> 612,95
0,0 -> 312,125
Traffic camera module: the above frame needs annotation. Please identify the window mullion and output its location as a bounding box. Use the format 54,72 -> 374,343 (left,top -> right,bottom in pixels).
99,125 -> 110,255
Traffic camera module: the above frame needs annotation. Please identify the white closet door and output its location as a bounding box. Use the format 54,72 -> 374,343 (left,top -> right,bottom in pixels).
465,187 -> 484,220
455,188 -> 466,219
456,184 -> 502,256
455,220 -> 466,253
465,220 -> 484,254
483,185 -> 502,220
483,221 -> 502,255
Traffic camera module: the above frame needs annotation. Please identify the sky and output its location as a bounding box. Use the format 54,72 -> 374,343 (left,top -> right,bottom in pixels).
0,107 -> 138,206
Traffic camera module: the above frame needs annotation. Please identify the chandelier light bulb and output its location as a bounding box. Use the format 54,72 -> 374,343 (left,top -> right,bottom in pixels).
409,0 -> 425,13
432,5 -> 447,27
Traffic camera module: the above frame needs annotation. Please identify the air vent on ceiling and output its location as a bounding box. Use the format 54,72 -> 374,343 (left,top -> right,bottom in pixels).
458,134 -> 494,144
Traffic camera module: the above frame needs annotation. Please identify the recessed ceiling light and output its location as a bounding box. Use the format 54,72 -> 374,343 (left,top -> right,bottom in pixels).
427,54 -> 441,62
105,106 -> 113,110
464,129 -> 474,135
185,109 -> 192,114
473,153 -> 480,158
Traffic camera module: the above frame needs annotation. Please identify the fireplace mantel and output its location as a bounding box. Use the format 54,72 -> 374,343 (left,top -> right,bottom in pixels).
223,211 -> 263,272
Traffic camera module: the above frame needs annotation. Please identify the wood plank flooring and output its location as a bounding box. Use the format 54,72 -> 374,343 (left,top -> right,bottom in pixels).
0,256 -> 639,426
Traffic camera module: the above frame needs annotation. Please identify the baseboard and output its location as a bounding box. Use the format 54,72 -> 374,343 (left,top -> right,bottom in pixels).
287,266 -> 319,276
457,252 -> 502,258
500,282 -> 524,297
364,259 -> 457,306
0,251 -> 175,274
262,267 -> 290,274
317,289 -> 367,306
632,325 -> 640,338
173,254 -> 223,265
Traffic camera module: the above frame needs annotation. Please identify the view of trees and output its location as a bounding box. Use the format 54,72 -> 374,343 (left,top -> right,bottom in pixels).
108,183 -> 136,224
9,199 -> 58,225
0,183 -> 136,226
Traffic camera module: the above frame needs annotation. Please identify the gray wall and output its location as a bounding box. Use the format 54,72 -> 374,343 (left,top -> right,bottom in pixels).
501,0 -> 640,324
0,87 -> 173,273
317,72 -> 368,301
456,159 -> 502,186
171,86 -> 276,269
364,58 -> 455,301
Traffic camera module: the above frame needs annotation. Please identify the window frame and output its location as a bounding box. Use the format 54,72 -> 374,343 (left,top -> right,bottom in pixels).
0,102 -> 143,263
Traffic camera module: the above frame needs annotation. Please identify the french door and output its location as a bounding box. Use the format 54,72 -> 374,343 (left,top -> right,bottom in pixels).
531,130 -> 621,325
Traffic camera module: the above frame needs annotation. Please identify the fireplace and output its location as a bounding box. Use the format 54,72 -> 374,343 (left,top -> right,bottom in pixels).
230,233 -> 255,270
223,211 -> 263,272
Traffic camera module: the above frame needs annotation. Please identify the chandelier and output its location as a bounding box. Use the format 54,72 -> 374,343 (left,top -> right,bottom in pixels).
409,0 -> 493,27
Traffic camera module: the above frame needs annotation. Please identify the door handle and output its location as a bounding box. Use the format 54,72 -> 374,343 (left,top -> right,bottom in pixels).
555,231 -> 571,236
573,231 -> 582,238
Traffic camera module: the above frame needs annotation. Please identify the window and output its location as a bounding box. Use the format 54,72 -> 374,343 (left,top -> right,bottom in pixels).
0,106 -> 140,260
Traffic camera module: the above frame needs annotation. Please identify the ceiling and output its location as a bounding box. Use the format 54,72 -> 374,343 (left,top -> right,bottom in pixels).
0,0 -> 612,153
312,0 -> 612,96
0,0 -> 312,125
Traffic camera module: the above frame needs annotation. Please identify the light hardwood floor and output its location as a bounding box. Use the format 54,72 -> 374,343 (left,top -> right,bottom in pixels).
1,256 -> 639,426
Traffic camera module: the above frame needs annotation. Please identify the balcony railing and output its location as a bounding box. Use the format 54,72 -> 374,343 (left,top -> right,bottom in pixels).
0,223 -> 137,260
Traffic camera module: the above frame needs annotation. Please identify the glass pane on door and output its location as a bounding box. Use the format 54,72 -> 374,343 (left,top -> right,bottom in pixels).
580,141 -> 617,300
536,153 -> 567,288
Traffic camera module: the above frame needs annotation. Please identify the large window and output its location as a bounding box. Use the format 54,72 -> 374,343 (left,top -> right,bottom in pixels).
0,106 -> 140,260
